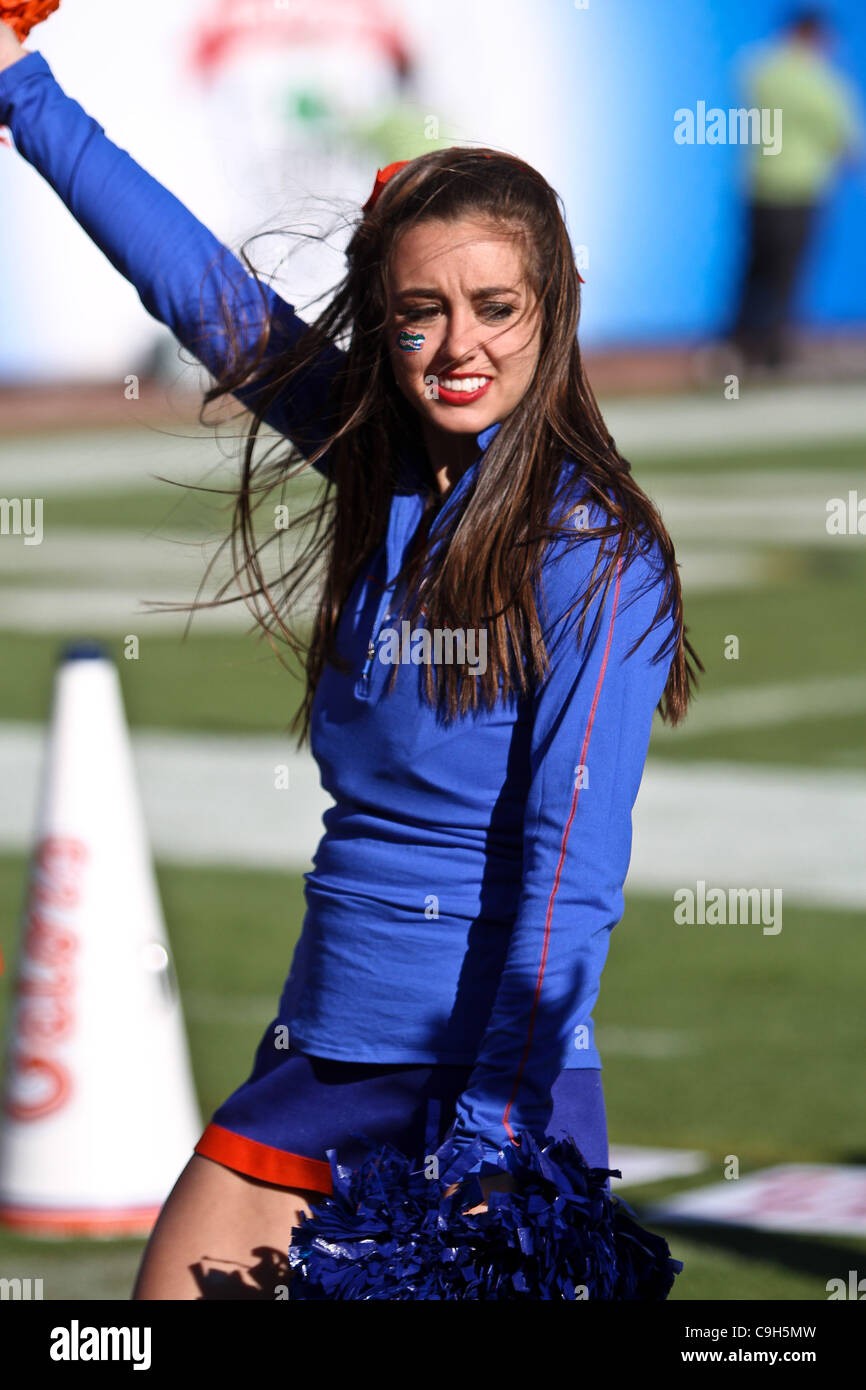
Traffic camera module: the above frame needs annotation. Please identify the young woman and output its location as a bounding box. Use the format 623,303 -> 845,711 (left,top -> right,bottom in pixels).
0,28 -> 701,1300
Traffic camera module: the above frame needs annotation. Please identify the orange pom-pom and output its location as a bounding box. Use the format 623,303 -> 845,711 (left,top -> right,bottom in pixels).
0,1 -> 60,43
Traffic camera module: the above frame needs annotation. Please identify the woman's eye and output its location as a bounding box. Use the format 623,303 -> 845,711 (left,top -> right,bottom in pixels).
483,303 -> 515,320
401,302 -> 515,324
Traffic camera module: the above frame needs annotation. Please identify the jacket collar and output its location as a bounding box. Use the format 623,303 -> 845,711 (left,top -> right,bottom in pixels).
476,421 -> 502,452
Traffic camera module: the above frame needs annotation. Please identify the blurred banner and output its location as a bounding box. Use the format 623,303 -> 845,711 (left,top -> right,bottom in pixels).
1,0 -> 864,383
0,0 -> 570,380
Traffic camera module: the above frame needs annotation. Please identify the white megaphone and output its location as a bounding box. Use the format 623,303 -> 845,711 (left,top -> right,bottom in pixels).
0,642 -> 201,1235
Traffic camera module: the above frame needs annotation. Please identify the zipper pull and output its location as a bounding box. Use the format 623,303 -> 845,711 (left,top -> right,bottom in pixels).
358,638 -> 376,697
358,605 -> 393,699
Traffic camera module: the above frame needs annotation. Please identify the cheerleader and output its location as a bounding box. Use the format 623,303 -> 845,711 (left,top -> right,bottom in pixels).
0,25 -> 700,1300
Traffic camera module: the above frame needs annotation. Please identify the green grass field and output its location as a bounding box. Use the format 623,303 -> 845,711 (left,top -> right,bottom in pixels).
0,405 -> 863,1299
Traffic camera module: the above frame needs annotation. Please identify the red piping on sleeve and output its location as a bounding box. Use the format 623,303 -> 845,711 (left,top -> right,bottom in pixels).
501,555 -> 624,1145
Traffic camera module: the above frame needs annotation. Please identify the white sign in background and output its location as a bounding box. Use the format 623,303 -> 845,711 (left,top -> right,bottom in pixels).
0,0 -> 574,383
650,1165 -> 866,1237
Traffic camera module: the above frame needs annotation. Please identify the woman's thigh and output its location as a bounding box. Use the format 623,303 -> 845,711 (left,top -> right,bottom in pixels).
131,1154 -> 320,1301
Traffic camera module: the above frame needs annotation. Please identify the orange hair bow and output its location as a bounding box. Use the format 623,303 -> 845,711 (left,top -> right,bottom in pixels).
362,159 -> 411,215
362,148 -> 496,215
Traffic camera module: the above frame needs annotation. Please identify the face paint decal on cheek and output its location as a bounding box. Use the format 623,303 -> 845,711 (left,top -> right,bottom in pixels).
397,330 -> 426,353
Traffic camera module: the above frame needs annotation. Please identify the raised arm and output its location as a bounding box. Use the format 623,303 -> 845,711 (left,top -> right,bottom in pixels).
446,516 -> 678,1169
0,39 -> 344,475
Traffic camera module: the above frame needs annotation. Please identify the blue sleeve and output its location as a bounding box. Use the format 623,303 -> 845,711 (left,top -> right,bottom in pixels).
0,51 -> 343,475
448,518 -> 677,1169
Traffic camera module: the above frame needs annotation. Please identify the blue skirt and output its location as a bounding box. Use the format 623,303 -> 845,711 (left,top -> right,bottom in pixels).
195,1019 -> 609,1195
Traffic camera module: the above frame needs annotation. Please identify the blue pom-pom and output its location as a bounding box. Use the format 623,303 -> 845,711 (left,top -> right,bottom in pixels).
287,1130 -> 683,1300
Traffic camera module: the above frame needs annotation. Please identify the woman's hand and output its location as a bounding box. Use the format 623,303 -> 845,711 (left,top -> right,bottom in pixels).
0,20 -> 28,73
443,1171 -> 517,1215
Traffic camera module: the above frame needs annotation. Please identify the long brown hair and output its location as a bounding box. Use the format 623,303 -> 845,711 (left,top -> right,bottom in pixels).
192,146 -> 702,744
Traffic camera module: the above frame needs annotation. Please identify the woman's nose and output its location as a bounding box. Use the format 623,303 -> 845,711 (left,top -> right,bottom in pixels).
440,313 -> 484,370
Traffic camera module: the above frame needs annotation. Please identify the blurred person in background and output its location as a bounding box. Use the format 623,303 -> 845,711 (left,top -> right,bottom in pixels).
728,7 -> 862,374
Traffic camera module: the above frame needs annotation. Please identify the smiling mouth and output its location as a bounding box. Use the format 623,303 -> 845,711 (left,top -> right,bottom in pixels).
435,374 -> 493,404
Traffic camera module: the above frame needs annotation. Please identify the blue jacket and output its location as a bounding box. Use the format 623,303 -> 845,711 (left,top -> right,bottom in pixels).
0,51 -> 677,1166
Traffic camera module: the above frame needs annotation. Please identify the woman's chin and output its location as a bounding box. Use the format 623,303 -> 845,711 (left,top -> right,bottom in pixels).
421,403 -> 497,436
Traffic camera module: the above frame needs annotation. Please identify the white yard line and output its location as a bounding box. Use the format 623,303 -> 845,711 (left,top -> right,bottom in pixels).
654,673 -> 866,739
9,447 -> 860,633
601,382 -> 866,456
0,429 -> 236,494
0,544 -> 763,634
630,759 -> 866,910
0,382 -> 862,499
0,724 -> 327,869
647,468 -> 866,494
0,723 -> 862,907
0,428 -> 307,495
0,530 -> 231,580
0,588 -> 259,632
0,434 -> 859,640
